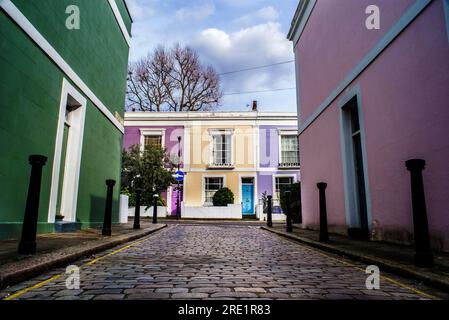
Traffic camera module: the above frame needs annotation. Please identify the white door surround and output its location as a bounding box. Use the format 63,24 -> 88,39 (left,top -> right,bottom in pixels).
48,78 -> 87,223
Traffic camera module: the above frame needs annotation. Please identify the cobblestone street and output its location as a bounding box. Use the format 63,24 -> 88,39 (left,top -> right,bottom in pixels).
1,224 -> 445,300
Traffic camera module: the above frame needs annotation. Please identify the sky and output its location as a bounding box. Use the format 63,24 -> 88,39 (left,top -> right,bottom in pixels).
126,0 -> 299,113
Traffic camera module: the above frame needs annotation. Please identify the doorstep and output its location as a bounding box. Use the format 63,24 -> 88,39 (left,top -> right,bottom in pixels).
54,221 -> 81,233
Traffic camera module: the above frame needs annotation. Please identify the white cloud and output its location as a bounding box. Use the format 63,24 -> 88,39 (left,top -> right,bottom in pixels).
126,0 -> 155,21
127,1 -> 298,111
175,3 -> 215,21
216,0 -> 265,8
234,6 -> 279,26
194,22 -> 294,95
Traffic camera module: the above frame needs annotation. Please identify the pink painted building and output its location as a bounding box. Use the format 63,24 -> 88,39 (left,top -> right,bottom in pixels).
288,0 -> 449,251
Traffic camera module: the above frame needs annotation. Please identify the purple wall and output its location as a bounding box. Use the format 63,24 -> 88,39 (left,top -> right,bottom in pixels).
124,125 -> 185,206
258,125 -> 300,199
294,0 -> 449,250
259,125 -> 298,168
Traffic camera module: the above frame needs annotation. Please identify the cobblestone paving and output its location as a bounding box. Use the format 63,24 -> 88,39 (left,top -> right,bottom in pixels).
0,225 -> 443,300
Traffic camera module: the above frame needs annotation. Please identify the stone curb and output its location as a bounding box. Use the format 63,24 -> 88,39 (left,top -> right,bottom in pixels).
261,226 -> 449,294
0,224 -> 167,290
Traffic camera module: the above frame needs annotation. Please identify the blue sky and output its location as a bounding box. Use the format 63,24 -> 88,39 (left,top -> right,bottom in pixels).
126,0 -> 299,112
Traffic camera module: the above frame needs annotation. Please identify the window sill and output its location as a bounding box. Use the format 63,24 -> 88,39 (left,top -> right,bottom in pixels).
278,163 -> 300,169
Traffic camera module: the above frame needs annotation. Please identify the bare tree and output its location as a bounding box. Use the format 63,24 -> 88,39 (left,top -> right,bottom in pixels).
127,44 -> 222,112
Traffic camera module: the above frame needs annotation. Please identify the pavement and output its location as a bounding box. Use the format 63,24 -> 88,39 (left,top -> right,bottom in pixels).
1,223 -> 448,300
262,224 -> 449,293
0,221 -> 167,289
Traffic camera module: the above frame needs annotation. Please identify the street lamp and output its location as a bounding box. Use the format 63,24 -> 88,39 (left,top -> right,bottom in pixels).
176,136 -> 182,220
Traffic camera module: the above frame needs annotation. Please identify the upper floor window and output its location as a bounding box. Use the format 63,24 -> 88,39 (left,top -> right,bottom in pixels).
209,130 -> 233,168
279,132 -> 300,168
144,135 -> 162,148
140,129 -> 165,151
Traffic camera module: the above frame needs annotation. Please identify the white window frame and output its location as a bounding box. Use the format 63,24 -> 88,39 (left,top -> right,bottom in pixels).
140,128 -> 165,151
278,130 -> 300,168
272,174 -> 297,200
208,129 -> 234,168
202,174 -> 226,206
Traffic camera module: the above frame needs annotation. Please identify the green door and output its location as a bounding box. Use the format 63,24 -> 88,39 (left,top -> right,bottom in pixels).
56,123 -> 69,218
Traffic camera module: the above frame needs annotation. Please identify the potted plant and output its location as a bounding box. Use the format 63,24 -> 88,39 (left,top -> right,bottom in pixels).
261,191 -> 269,213
212,187 -> 234,207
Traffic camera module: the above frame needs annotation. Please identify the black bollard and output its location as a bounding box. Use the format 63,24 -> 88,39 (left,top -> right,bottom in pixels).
18,155 -> 48,255
102,179 -> 115,236
266,195 -> 273,228
133,188 -> 141,230
317,182 -> 329,242
176,185 -> 181,220
152,194 -> 158,224
285,191 -> 293,232
406,159 -> 434,267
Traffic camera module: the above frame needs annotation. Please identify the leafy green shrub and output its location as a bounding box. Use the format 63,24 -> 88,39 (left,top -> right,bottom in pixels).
121,144 -> 175,207
213,188 -> 234,207
279,182 -> 302,223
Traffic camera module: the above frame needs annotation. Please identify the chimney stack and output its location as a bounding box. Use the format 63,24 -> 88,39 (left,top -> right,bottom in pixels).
252,100 -> 258,111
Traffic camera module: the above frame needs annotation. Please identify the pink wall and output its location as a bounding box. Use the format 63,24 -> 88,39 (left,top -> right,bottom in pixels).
296,0 -> 449,250
299,106 -> 346,231
297,0 -> 414,120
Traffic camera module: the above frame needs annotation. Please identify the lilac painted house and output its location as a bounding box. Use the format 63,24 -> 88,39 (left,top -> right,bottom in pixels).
288,0 -> 449,251
124,110 -> 299,220
124,125 -> 185,217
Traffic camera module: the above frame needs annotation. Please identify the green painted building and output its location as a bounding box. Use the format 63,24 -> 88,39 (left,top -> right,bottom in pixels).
0,0 -> 132,239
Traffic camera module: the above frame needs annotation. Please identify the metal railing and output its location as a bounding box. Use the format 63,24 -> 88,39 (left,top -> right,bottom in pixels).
208,162 -> 234,169
278,162 -> 300,168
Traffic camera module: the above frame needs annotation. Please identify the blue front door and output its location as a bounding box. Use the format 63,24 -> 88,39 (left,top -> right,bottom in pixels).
242,184 -> 254,215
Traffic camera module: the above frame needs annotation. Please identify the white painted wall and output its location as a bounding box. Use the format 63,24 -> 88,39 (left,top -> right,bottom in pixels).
119,195 -> 129,223
182,204 -> 242,219
259,213 -> 287,222
129,206 -> 167,218
256,204 -> 287,222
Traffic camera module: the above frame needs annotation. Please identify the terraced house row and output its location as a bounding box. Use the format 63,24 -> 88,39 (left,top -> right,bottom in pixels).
0,0 -> 133,239
124,109 -> 300,220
